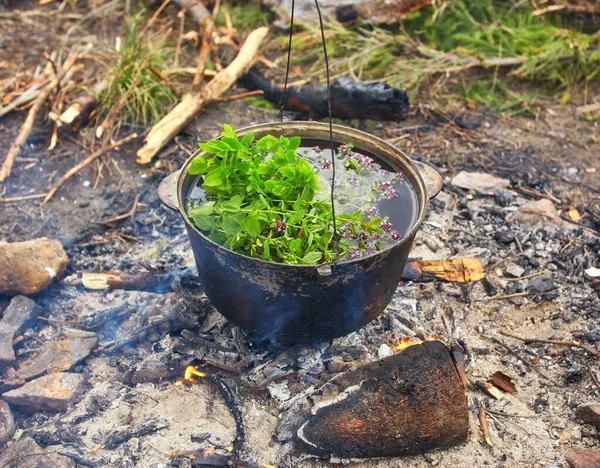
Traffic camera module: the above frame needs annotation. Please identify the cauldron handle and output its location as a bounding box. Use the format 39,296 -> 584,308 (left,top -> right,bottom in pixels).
158,171 -> 181,212
413,161 -> 443,199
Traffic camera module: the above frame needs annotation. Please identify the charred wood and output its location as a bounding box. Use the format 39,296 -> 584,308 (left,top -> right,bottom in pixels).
296,341 -> 469,458
103,419 -> 168,450
241,67 -> 409,121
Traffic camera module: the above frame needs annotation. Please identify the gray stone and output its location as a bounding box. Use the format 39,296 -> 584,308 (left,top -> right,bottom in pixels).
508,199 -> 574,229
16,337 -> 97,381
3,372 -> 86,412
0,323 -> 15,372
1,296 -> 39,336
130,352 -> 176,385
505,262 -> 525,278
0,398 -> 15,445
451,171 -> 510,195
377,343 -> 393,359
528,275 -> 556,295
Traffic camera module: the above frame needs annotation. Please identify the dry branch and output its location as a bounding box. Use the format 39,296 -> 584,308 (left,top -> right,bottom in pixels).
192,0 -> 222,90
172,0 -> 210,24
44,133 -> 138,204
0,48 -> 89,181
136,26 -> 269,164
59,80 -> 108,126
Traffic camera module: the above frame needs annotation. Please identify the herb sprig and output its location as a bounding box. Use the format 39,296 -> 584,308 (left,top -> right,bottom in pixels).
187,125 -> 384,264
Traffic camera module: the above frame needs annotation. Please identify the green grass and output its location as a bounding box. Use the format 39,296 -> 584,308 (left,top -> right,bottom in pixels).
97,12 -> 178,126
217,1 -> 271,30
273,0 -> 600,114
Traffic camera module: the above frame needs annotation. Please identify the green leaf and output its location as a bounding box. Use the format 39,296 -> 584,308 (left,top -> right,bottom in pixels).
189,156 -> 208,174
191,214 -> 215,231
203,171 -> 224,188
241,132 -> 255,147
243,216 -> 261,236
289,238 -> 302,253
301,251 -> 322,264
189,205 -> 214,216
289,136 -> 301,151
278,166 -> 296,178
222,124 -> 237,138
222,216 -> 241,236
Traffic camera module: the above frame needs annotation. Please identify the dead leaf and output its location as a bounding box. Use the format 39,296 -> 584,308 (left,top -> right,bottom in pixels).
568,207 -> 583,222
491,371 -> 516,394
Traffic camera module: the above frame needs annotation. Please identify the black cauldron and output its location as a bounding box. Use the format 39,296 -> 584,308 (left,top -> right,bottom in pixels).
159,122 -> 442,344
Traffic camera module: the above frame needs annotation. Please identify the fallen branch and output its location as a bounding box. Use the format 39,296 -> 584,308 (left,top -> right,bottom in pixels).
98,193 -> 141,225
136,26 -> 269,164
0,78 -> 51,118
192,0 -> 221,91
401,258 -> 485,283
67,268 -> 199,293
0,193 -> 46,203
58,80 -> 108,127
241,67 -> 409,121
0,47 -> 89,181
499,330 -> 599,357
44,133 -> 138,203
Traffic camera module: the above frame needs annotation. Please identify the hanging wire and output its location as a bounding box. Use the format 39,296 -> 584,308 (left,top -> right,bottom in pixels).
279,0 -> 340,260
278,0 -> 295,122
314,0 -> 340,259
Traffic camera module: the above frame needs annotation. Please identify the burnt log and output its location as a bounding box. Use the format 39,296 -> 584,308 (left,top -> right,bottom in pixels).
241,67 -> 409,121
297,340 -> 469,458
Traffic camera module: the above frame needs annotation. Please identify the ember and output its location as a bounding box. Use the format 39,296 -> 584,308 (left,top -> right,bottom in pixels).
175,366 -> 207,386
392,336 -> 439,352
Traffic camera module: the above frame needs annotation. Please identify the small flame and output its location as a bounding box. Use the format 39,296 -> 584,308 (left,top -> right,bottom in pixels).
392,336 -> 439,352
257,463 -> 277,468
175,366 -> 207,386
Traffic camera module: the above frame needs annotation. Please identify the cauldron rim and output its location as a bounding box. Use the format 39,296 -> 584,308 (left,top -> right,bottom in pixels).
174,121 -> 431,269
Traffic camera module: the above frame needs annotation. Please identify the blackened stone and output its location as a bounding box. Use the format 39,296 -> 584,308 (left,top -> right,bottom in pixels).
495,230 -> 517,244
566,363 -> 586,384
0,323 -> 15,372
528,275 -> 556,295
493,189 -> 512,207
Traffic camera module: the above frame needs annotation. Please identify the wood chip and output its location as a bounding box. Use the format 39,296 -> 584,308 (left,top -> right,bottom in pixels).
491,371 -> 516,394
414,258 -> 485,282
568,207 -> 583,222
476,380 -> 505,400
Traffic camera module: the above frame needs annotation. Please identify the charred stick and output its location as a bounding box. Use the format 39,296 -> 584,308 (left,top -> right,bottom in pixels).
103,420 -> 168,450
56,451 -> 106,467
241,66 -> 409,121
193,0 -> 222,91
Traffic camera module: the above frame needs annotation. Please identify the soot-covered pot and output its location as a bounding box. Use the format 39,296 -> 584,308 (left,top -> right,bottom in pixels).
159,122 -> 442,344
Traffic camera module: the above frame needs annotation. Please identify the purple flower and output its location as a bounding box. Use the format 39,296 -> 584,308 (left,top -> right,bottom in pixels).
347,178 -> 360,187
380,220 -> 393,233
341,222 -> 351,230
377,169 -> 388,177
339,144 -> 351,155
389,231 -> 401,242
342,230 -> 354,240
373,233 -> 383,240
347,249 -> 361,260
337,195 -> 348,204
314,146 -> 323,153
321,160 -> 332,169
358,154 -> 373,170
368,206 -> 380,217
377,181 -> 398,199
358,232 -> 368,241
273,219 -> 286,232
364,243 -> 377,255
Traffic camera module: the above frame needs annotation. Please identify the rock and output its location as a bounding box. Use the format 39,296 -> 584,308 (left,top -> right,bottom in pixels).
0,238 -> 68,296
451,171 -> 510,195
16,337 -> 97,381
0,437 -> 75,467
3,373 -> 86,412
508,199 -> 574,229
495,230 -> 517,244
0,398 -> 15,445
566,363 -> 586,385
267,381 -> 291,402
505,262 -> 525,278
528,275 -> 556,295
576,403 -> 600,428
83,382 -> 122,415
130,352 -> 176,385
1,296 -> 39,336
0,323 -> 15,372
0,368 -> 26,395
566,448 -> 600,468
377,343 -> 393,359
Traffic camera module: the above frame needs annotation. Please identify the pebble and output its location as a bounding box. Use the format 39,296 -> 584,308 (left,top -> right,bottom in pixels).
0,238 -> 68,296
528,275 -> 556,295
505,262 -> 525,278
3,372 -> 87,412
377,344 -> 393,359
565,364 -> 586,384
